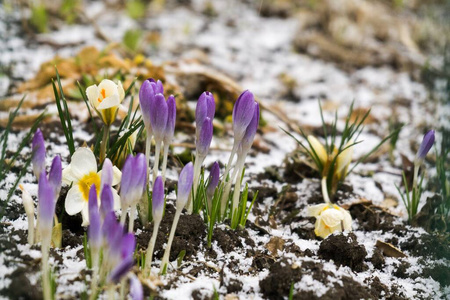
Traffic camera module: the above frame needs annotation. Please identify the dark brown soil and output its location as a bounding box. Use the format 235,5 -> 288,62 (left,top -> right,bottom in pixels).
349,203 -> 396,232
318,232 -> 367,272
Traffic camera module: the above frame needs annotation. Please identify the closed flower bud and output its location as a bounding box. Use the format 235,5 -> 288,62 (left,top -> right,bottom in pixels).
120,154 -> 147,207
237,102 -> 259,157
32,129 -> 46,179
196,91 -> 215,139
129,274 -> 143,300
163,95 -> 176,146
177,162 -> 194,209
207,162 -> 220,199
38,173 -> 56,236
150,93 -> 168,142
88,185 -> 102,251
48,155 -> 62,197
232,90 -> 256,143
415,130 -> 435,163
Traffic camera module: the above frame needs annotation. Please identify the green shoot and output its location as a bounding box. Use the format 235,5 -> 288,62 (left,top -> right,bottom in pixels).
177,250 -> 186,268
396,171 -> 425,222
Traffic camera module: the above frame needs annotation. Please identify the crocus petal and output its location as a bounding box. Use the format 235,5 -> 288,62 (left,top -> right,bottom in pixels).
416,130 -> 435,161
163,95 -> 176,145
197,117 -> 213,158
238,102 -> 259,156
232,90 -> 256,142
307,135 -> 327,166
65,186 -> 85,215
177,162 -> 194,208
139,79 -> 154,131
48,155 -> 62,196
109,257 -> 134,284
121,233 -> 136,259
307,203 -> 329,217
86,85 -> 99,108
98,79 -> 120,99
112,166 -> 122,186
81,205 -> 90,227
117,81 -> 125,102
320,208 -> 344,228
32,129 -> 46,179
112,189 -> 121,210
38,173 -> 56,232
62,165 -> 78,185
152,176 -> 165,222
100,184 -> 114,217
97,94 -> 121,110
88,185 -> 102,250
68,148 -> 97,180
150,93 -> 168,141
129,274 -> 143,300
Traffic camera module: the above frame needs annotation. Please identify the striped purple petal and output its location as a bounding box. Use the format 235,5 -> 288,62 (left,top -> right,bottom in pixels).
32,129 -> 46,179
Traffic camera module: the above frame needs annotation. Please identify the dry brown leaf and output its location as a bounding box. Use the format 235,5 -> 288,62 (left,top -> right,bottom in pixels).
375,240 -> 407,258
265,236 -> 285,256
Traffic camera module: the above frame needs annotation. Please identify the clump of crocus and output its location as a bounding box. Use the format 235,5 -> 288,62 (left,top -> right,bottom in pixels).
120,153 -> 147,232
160,162 -> 193,274
397,130 -> 435,221
308,203 -> 352,239
144,176 -> 165,275
220,90 -> 258,219
63,147 -> 121,226
86,79 -> 125,163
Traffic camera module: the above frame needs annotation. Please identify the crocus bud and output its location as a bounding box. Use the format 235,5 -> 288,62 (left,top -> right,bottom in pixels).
207,162 -> 220,199
86,79 -> 125,125
237,102 -> 259,157
88,185 -> 102,251
307,135 -> 327,165
19,184 -> 34,218
139,79 -> 155,134
129,274 -> 143,300
100,184 -> 114,217
149,78 -> 164,94
196,91 -> 215,138
415,130 -> 435,163
32,129 -> 46,179
38,173 -> 56,236
197,117 -> 213,158
232,90 -> 256,143
152,176 -> 165,222
120,154 -> 147,207
177,162 -> 194,209
48,155 -> 62,197
163,95 -> 176,146
150,93 -> 168,142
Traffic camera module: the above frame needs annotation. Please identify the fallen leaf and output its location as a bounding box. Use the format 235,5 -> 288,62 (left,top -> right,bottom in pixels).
375,240 -> 407,258
265,236 -> 285,256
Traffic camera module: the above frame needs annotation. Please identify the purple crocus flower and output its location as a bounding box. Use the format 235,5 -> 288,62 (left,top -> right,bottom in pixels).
100,184 -> 114,217
177,162 -> 194,208
207,162 -> 220,199
163,95 -> 176,145
237,102 -> 260,156
150,94 -> 168,142
196,91 -> 215,138
197,117 -> 213,158
32,129 -> 46,179
129,274 -> 143,300
149,78 -> 164,94
416,130 -> 435,162
48,155 -> 62,197
232,90 -> 256,143
120,154 -> 147,207
139,79 -> 163,135
88,185 -> 102,251
109,256 -> 134,284
152,176 -> 165,222
38,172 -> 56,235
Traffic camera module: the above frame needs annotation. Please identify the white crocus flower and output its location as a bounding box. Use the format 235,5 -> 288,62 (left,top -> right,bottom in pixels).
63,147 -> 121,226
86,79 -> 125,125
308,203 -> 352,239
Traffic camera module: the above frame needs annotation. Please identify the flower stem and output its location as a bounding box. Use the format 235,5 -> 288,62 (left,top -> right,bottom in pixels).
120,206 -> 127,226
27,215 -> 34,245
160,208 -> 182,274
161,143 -> 170,183
152,141 -> 161,184
99,125 -> 110,165
186,155 -> 204,214
321,176 -> 331,204
230,157 -> 245,225
145,133 -> 152,179
220,159 -> 241,219
41,238 -> 51,300
128,204 -> 136,233
89,253 -> 99,300
144,219 -> 161,275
